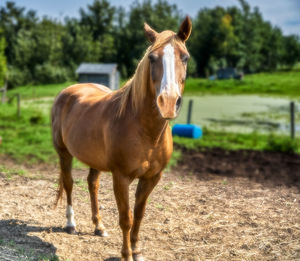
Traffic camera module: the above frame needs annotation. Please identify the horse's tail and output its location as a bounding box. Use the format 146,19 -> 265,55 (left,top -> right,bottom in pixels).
54,172 -> 64,208
51,90 -> 70,209
51,88 -> 73,207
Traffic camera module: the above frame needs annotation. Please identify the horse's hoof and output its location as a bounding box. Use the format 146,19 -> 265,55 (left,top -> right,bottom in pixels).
121,257 -> 133,261
65,226 -> 76,234
133,253 -> 144,261
94,228 -> 108,237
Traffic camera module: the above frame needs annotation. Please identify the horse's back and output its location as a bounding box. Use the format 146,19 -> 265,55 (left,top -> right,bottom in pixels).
59,83 -> 111,101
51,83 -> 112,155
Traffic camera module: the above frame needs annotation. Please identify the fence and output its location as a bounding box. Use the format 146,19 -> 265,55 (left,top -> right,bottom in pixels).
0,81 -> 7,104
174,96 -> 299,139
1,81 -> 21,118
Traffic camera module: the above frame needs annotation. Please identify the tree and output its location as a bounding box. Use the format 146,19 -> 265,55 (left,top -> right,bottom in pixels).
0,29 -> 6,86
0,1 -> 38,65
1,0 -> 300,87
79,0 -> 117,63
119,0 -> 181,77
79,0 -> 115,40
61,18 -> 101,70
281,35 -> 300,68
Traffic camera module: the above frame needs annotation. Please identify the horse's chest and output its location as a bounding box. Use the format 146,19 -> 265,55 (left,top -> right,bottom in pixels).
131,146 -> 171,178
133,159 -> 161,178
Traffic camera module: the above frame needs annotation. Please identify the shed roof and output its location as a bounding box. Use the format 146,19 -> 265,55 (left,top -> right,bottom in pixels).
76,63 -> 117,74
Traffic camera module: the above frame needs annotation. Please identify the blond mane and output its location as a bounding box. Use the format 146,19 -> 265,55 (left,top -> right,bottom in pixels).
117,30 -> 185,117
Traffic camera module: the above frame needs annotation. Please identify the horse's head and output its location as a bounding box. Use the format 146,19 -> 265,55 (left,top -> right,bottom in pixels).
144,16 -> 192,119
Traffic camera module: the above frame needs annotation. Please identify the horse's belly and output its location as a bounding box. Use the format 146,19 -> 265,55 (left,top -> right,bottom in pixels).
62,126 -> 109,171
71,149 -> 109,171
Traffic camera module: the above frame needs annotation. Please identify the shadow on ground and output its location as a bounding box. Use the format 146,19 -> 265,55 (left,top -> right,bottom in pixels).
0,219 -> 60,260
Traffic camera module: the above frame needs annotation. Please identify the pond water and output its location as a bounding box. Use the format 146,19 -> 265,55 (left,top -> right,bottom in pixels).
173,95 -> 300,134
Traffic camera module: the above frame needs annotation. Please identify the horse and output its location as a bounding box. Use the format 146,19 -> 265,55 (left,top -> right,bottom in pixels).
51,16 -> 192,261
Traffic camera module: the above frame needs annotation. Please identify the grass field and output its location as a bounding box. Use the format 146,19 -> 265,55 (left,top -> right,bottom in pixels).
174,128 -> 300,153
6,69 -> 300,99
185,70 -> 300,98
7,81 -> 74,99
1,71 -> 300,164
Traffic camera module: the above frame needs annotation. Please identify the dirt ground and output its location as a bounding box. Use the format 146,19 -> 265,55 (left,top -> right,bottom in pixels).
0,148 -> 299,261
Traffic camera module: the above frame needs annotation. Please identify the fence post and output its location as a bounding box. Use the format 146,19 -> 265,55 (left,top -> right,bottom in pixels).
1,81 -> 7,104
290,101 -> 295,139
187,99 -> 193,124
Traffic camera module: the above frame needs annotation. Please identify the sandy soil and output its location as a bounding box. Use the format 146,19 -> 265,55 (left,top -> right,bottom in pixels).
0,149 -> 299,261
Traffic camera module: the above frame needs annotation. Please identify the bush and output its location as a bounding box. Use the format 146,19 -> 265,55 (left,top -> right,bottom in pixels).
7,66 -> 32,88
34,63 -> 70,84
265,135 -> 297,153
187,56 -> 197,77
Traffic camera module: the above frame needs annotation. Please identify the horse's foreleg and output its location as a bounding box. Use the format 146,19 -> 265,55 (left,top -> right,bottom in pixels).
131,173 -> 162,261
113,173 -> 133,261
87,168 -> 108,237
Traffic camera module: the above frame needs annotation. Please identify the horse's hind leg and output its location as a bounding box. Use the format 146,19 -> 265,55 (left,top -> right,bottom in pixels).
87,168 -> 108,237
58,150 -> 76,234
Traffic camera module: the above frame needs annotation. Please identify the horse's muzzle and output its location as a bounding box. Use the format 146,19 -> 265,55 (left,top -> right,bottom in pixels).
156,92 -> 181,119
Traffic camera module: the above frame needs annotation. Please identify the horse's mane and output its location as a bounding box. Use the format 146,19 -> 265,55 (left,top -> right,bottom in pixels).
117,30 -> 184,117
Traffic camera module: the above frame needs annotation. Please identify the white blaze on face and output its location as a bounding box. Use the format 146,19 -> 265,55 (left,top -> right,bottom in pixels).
66,205 -> 76,227
160,43 -> 180,96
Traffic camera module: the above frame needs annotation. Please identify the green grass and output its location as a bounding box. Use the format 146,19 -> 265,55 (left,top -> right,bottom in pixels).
6,70 -> 300,100
185,70 -> 300,98
0,102 -> 87,169
174,128 -> 300,154
0,102 -> 55,163
7,81 -> 74,100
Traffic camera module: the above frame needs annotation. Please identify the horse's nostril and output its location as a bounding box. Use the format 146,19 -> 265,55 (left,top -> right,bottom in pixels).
176,96 -> 182,111
158,95 -> 164,106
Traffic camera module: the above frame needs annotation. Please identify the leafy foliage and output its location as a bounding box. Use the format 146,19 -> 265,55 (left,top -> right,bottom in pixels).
0,0 -> 299,87
189,1 -> 300,76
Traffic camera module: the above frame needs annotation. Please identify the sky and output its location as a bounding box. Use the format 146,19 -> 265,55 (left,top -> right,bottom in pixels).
1,0 -> 300,36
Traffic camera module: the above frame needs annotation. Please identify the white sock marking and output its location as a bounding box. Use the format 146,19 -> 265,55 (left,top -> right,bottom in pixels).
160,43 -> 180,96
66,205 -> 76,227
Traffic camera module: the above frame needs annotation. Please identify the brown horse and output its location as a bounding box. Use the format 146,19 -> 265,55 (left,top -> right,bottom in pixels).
51,17 -> 192,261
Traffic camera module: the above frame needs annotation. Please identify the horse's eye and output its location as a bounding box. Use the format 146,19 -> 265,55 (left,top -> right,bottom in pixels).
149,54 -> 158,64
182,55 -> 189,64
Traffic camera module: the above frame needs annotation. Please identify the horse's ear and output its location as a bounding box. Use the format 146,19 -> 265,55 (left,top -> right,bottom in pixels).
144,23 -> 157,43
177,16 -> 192,42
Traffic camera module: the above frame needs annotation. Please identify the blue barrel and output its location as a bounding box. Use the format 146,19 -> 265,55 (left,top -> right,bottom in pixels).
172,124 -> 202,139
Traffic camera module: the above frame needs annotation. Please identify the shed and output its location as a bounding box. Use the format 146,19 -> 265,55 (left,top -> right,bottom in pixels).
76,63 -> 120,90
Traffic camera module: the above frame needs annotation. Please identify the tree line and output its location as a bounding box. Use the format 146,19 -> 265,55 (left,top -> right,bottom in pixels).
0,0 -> 299,87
